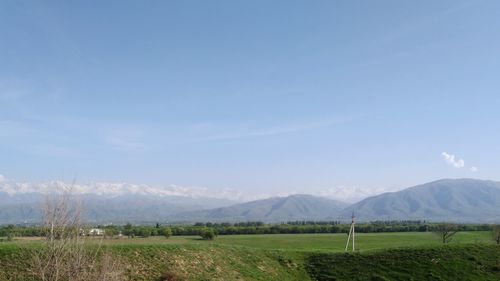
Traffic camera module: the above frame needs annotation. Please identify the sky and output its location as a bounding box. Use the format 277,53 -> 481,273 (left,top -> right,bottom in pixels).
1,0 -> 499,198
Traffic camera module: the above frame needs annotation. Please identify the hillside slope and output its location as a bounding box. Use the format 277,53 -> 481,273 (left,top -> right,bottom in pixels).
340,179 -> 500,222
1,243 -> 498,281
172,194 -> 349,222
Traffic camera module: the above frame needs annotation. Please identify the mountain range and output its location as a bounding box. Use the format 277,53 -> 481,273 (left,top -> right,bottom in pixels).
1,178 -> 500,224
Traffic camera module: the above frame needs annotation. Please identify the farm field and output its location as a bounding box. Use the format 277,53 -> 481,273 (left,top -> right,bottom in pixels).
7,231 -> 493,251
23,231 -> 495,246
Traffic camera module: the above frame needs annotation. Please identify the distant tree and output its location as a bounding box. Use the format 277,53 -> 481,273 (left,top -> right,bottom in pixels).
492,225 -> 500,245
123,223 -> 133,237
163,227 -> 172,239
434,223 -> 459,244
138,228 -> 151,238
104,228 -> 117,239
200,229 -> 215,240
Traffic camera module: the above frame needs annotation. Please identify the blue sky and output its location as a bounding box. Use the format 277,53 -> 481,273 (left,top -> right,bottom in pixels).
1,0 -> 499,196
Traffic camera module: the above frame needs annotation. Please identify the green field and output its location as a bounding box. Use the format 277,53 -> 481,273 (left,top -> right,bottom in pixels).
1,232 -> 499,280
5,231 -> 494,250
205,231 -> 493,251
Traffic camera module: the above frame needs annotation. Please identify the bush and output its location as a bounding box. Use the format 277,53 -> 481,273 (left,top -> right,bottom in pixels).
200,229 -> 215,240
163,227 -> 172,239
139,228 -> 151,238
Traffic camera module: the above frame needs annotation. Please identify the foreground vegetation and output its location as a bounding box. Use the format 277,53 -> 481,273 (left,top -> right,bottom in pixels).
1,232 -> 499,280
306,244 -> 500,281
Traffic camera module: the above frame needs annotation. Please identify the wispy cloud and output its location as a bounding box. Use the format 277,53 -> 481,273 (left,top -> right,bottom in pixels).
0,79 -> 29,101
442,152 -> 465,168
470,166 -> 478,173
195,118 -> 348,142
0,120 -> 36,137
31,144 -> 82,158
105,128 -> 147,152
105,136 -> 146,152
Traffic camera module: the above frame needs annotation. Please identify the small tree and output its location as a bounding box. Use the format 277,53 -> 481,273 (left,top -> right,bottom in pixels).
163,227 -> 172,239
31,190 -> 123,280
434,223 -> 459,244
200,228 -> 215,240
492,225 -> 500,245
6,232 -> 14,242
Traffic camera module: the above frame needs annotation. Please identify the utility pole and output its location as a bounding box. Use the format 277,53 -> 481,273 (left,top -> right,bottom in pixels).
345,211 -> 355,252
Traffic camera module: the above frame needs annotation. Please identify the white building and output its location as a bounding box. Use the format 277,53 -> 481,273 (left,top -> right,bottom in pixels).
88,228 -> 105,236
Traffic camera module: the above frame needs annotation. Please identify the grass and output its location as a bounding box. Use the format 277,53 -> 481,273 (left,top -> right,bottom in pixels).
205,231 -> 493,252
306,244 -> 500,281
0,231 -> 498,280
13,231 -> 492,250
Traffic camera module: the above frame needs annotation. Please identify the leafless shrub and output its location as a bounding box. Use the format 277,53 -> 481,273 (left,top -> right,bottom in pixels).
493,225 -> 500,245
30,187 -> 123,281
434,223 -> 459,244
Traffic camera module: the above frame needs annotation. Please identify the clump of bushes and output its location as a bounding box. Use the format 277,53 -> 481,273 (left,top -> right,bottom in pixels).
200,228 -> 216,240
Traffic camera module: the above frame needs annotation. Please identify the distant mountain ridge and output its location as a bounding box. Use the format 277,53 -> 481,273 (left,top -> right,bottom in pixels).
171,194 -> 349,222
0,191 -> 236,224
1,178 -> 500,223
339,179 -> 500,222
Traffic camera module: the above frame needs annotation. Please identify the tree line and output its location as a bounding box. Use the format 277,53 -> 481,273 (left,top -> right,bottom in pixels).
0,221 -> 495,239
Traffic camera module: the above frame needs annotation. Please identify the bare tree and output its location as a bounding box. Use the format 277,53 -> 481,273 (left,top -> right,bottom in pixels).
493,225 -> 500,245
31,187 -> 122,281
434,223 -> 459,244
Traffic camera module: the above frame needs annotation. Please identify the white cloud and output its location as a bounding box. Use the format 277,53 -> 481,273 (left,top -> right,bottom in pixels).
470,166 -> 478,172
442,152 -> 465,168
0,175 -> 4,182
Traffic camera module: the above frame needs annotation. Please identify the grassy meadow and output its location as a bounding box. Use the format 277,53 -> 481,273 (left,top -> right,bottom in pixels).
9,231 -> 492,250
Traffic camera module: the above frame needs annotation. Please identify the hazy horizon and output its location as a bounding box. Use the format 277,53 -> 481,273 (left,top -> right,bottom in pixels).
2,1 -> 499,197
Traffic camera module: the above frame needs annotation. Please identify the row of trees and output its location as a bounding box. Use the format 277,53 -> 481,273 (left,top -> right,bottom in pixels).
1,221 -> 497,238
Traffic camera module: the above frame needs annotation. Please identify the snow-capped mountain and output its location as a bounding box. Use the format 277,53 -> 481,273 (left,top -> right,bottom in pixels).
316,185 -> 405,203
0,177 -> 244,200
0,176 -> 239,224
